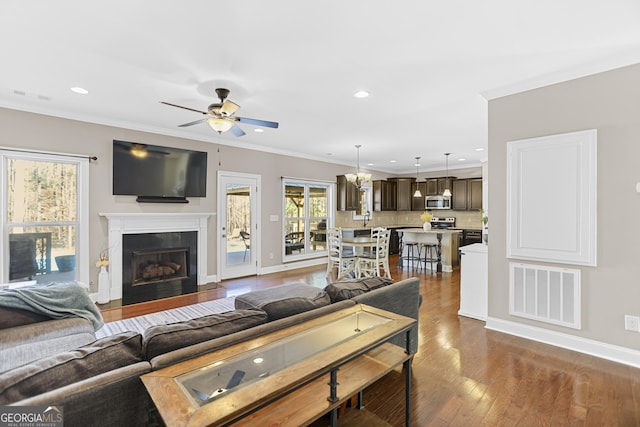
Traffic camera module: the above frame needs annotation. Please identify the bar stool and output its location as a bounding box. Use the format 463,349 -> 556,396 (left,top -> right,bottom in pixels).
418,243 -> 438,273
402,240 -> 421,270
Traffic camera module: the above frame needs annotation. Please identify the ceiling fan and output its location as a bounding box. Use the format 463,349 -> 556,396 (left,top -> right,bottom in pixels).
161,88 -> 279,137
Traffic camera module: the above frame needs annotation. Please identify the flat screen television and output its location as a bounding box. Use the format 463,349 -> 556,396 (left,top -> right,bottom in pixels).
112,140 -> 207,203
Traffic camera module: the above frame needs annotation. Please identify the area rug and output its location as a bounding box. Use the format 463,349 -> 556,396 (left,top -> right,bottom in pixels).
95,296 -> 236,338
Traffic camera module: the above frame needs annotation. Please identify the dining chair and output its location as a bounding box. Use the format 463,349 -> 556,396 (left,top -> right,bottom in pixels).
325,228 -> 357,282
357,227 -> 391,279
239,231 -> 251,261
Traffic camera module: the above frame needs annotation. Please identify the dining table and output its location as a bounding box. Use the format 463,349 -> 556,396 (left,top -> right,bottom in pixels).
339,236 -> 377,278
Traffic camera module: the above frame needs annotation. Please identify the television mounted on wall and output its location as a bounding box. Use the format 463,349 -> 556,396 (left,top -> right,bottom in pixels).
112,140 -> 207,203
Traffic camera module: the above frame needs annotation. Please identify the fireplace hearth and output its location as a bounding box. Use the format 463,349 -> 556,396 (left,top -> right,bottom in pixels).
122,232 -> 197,305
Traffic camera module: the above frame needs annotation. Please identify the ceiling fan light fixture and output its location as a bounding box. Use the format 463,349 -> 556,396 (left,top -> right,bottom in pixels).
208,117 -> 234,133
130,144 -> 148,158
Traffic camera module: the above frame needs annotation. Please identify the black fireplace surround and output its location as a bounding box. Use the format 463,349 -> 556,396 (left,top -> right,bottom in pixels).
122,231 -> 198,305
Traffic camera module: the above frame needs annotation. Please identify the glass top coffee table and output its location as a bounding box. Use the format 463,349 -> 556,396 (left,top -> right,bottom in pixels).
142,303 -> 416,426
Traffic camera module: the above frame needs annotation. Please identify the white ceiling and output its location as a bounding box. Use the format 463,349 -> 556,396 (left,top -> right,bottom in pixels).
1,1 -> 640,174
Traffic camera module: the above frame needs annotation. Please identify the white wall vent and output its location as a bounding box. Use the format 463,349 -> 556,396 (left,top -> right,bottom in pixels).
509,262 -> 581,329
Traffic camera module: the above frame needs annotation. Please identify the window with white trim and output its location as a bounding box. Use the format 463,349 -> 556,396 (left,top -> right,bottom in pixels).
1,150 -> 89,285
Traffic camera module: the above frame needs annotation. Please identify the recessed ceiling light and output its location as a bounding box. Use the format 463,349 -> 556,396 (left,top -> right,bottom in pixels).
253,128 -> 264,133
458,158 -> 466,161
353,90 -> 370,99
389,160 -> 397,163
70,87 -> 88,95
475,147 -> 485,151
367,163 -> 374,166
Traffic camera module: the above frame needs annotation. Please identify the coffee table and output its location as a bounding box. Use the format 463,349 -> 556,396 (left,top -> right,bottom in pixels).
141,303 -> 415,426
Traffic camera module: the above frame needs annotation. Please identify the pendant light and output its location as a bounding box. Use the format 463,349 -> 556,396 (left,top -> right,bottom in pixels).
345,144 -> 372,190
413,156 -> 423,197
442,153 -> 452,197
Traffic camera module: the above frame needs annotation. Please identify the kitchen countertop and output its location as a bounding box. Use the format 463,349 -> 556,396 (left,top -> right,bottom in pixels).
399,228 -> 461,233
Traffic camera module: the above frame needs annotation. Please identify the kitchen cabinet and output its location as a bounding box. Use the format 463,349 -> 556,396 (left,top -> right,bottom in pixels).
336,175 -> 359,211
426,178 -> 453,196
373,180 -> 397,211
452,178 -> 482,211
388,177 -> 415,211
411,182 -> 427,211
469,179 -> 482,210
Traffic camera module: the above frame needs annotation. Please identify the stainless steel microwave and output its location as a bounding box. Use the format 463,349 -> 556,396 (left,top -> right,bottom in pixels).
425,195 -> 451,210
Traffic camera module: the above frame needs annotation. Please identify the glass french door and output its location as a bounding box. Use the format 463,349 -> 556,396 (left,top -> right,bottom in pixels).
283,180 -> 330,260
217,172 -> 259,280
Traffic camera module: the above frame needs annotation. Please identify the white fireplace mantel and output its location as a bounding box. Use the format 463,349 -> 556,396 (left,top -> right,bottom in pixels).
99,213 -> 210,301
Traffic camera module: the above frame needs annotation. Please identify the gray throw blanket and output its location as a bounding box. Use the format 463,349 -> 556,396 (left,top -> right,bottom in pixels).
0,281 -> 104,330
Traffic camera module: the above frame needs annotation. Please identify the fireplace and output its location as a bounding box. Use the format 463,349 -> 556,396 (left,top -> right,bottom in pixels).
122,232 -> 197,305
132,248 -> 188,285
100,213 -> 210,305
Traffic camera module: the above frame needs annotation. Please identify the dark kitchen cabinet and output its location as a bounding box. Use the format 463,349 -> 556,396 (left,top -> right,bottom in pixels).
426,178 -> 453,196
452,179 -> 468,210
426,179 -> 439,196
452,178 -> 483,211
469,179 -> 483,210
373,180 -> 397,211
389,177 -> 415,211
412,182 -> 427,211
336,175 -> 359,211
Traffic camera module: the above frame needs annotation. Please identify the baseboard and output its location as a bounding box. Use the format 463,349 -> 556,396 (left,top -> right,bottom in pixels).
486,316 -> 640,369
260,257 -> 326,275
201,258 -> 326,284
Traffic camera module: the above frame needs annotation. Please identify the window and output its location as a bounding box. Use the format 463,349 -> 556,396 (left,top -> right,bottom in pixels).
1,150 -> 89,285
352,184 -> 372,221
283,179 -> 332,259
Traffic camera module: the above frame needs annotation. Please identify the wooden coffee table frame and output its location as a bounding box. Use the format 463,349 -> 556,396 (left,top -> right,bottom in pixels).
141,304 -> 415,427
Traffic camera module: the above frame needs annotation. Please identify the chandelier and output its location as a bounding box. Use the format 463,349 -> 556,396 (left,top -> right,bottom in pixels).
345,144 -> 372,189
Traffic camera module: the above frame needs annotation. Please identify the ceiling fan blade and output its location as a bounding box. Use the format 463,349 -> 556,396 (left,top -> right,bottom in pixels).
237,117 -> 279,128
230,125 -> 246,137
220,100 -> 240,117
178,118 -> 208,127
160,101 -> 208,115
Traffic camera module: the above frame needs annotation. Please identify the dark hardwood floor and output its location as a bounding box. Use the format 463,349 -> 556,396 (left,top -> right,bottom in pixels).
100,256 -> 640,426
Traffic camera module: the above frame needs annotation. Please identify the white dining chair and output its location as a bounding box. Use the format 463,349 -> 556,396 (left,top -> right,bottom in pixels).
357,227 -> 391,279
325,228 -> 357,282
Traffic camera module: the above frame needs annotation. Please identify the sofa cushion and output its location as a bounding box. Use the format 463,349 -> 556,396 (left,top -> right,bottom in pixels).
142,309 -> 268,360
234,284 -> 331,321
0,331 -> 143,404
0,306 -> 52,329
324,276 -> 394,302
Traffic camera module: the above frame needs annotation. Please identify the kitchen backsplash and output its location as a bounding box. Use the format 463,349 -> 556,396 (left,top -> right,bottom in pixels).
336,209 -> 482,229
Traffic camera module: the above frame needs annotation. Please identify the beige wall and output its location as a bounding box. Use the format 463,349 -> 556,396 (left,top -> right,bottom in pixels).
488,63 -> 640,350
0,107 -> 356,284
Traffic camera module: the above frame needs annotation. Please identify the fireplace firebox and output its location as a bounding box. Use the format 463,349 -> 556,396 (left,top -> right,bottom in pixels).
122,232 -> 197,305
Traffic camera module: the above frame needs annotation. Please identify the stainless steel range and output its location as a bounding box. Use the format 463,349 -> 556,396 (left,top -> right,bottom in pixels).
429,217 -> 456,229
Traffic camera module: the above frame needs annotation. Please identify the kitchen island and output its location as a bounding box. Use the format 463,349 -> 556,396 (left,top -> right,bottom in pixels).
397,228 -> 461,272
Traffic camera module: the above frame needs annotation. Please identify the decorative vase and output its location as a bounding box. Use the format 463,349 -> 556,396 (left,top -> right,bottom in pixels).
97,265 -> 110,304
423,222 -> 431,231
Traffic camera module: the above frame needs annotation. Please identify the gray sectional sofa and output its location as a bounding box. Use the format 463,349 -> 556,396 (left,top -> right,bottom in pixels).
0,276 -> 421,426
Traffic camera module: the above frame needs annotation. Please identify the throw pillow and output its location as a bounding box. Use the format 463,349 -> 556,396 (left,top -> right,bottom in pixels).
324,276 -> 394,302
0,307 -> 52,329
0,331 -> 143,404
142,309 -> 268,360
234,284 -> 331,321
